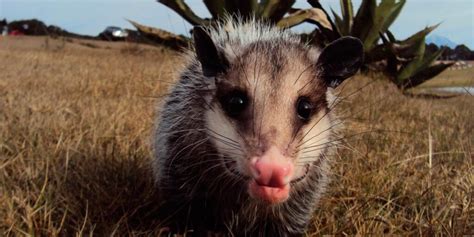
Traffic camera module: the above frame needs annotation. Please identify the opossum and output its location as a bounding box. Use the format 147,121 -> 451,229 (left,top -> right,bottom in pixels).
153,19 -> 363,236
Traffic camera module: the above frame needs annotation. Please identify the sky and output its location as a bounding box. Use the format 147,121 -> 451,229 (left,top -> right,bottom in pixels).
1,0 -> 473,49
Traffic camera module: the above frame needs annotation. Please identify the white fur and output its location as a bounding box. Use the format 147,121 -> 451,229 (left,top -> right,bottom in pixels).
210,17 -> 300,48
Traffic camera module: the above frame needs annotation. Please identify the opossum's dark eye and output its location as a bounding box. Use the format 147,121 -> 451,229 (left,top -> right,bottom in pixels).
296,97 -> 313,121
220,91 -> 248,118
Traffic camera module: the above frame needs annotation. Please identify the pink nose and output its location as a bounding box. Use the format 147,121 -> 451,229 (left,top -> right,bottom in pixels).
253,161 -> 291,187
250,147 -> 293,188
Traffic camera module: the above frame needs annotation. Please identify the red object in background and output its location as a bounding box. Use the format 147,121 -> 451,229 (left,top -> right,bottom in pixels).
9,30 -> 24,36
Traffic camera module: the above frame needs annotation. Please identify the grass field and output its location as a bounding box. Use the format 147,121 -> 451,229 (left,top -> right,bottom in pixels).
418,63 -> 474,88
1,36 -> 473,236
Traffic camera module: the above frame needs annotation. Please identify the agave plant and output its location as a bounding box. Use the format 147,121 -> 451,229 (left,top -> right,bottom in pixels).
131,0 -> 333,49
157,0 -> 332,28
134,0 -> 452,92
380,29 -> 454,89
306,0 -> 453,91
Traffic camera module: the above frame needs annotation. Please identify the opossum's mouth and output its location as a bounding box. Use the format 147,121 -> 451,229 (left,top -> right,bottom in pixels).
290,163 -> 310,184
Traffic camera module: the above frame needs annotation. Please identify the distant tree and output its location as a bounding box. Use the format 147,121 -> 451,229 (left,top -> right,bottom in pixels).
426,43 -> 439,56
8,19 -> 48,35
454,44 -> 472,60
1,18 -> 7,35
440,46 -> 455,60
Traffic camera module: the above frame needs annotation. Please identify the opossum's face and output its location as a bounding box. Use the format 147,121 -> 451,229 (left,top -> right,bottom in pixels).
193,27 -> 363,204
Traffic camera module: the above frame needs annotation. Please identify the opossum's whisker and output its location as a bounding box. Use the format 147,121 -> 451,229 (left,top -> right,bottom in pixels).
180,159 -> 226,171
297,79 -> 379,147
165,132 -> 206,153
208,135 -> 242,150
297,152 -> 336,161
298,89 -> 392,149
296,155 -> 316,162
297,66 -> 324,94
160,128 -> 206,136
214,161 -> 245,182
300,133 -> 363,153
204,116 -> 248,149
296,118 -> 345,149
195,91 -> 216,113
331,142 -> 359,154
206,128 -> 241,146
293,64 -> 313,86
168,137 -> 209,170
300,128 -> 411,152
210,150 -> 244,158
296,78 -> 353,145
188,158 -> 244,195
298,144 -> 361,165
257,89 -> 267,147
229,45 -> 251,85
212,177 -> 242,204
297,154 -> 334,166
299,129 -> 398,155
164,128 -> 205,141
181,153 -> 238,169
180,156 -> 239,171
252,30 -> 264,139
179,81 -> 216,112
300,143 -> 336,154
206,133 -> 243,152
289,78 -> 326,145
188,162 -> 228,195
328,78 -> 381,110
297,76 -> 316,94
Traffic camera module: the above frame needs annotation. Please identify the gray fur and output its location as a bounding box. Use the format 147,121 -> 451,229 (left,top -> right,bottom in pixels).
153,19 -> 339,236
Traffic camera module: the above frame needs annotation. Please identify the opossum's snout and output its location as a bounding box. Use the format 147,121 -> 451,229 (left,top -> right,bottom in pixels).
248,146 -> 294,204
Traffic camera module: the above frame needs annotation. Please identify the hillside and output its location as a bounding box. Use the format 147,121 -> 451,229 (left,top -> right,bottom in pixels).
426,35 -> 458,48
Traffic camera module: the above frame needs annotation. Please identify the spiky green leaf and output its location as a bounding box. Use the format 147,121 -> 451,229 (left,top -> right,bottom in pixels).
399,24 -> 440,45
224,0 -> 260,18
416,48 -> 446,73
379,0 -> 405,33
277,8 -> 332,30
340,0 -> 354,34
365,43 -> 391,64
386,30 -> 396,43
331,9 -> 345,35
397,36 -> 426,81
364,0 -> 405,51
389,25 -> 439,59
403,62 -> 454,89
352,0 -> 376,40
203,0 -> 226,19
158,0 -> 207,26
307,0 -> 340,37
128,19 -> 189,50
259,0 -> 296,23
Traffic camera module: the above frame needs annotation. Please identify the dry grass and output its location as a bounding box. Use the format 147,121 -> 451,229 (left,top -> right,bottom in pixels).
418,62 -> 474,88
1,36 -> 473,236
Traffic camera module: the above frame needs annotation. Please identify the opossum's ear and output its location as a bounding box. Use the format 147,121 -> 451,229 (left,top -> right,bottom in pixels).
193,26 -> 229,77
316,36 -> 364,88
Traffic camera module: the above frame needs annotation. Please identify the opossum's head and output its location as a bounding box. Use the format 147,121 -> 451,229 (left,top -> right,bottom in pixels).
193,26 -> 363,204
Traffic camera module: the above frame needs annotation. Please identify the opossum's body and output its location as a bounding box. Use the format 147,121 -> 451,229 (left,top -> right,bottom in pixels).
153,19 -> 363,236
